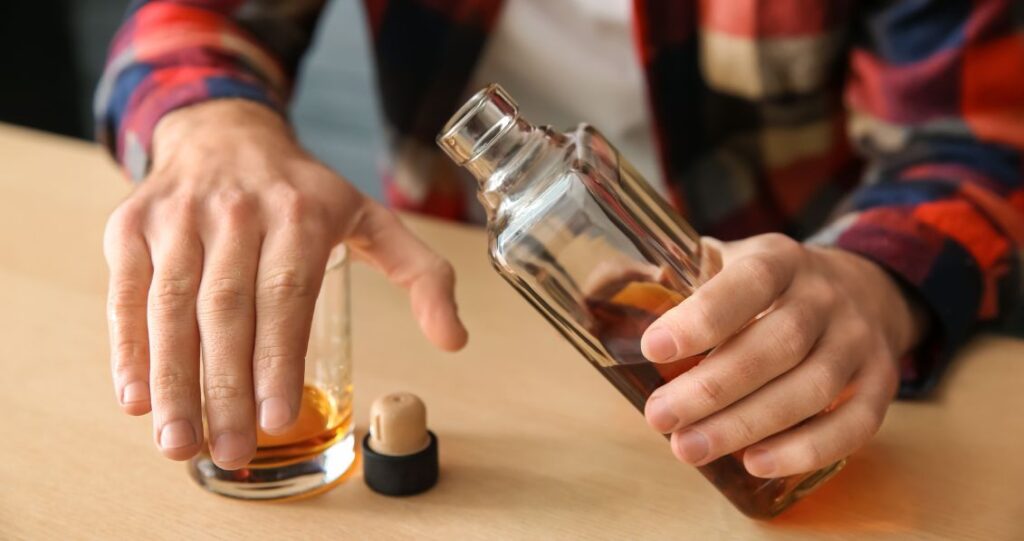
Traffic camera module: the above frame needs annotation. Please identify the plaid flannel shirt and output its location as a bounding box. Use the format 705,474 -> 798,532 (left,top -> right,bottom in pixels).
96,0 -> 1024,397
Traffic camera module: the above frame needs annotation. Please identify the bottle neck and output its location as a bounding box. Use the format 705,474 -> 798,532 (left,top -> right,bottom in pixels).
474,121 -> 566,216
462,116 -> 536,183
438,84 -> 561,217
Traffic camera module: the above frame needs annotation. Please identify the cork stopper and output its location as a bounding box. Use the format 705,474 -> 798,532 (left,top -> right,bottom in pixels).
368,392 -> 431,456
362,391 -> 440,496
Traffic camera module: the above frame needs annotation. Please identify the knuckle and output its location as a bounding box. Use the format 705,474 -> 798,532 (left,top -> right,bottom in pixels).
156,195 -> 199,223
112,340 -> 148,375
433,258 -> 456,285
877,360 -> 900,397
106,203 -> 146,239
203,373 -> 246,403
149,277 -> 198,313
807,361 -> 843,407
792,439 -> 827,471
762,233 -> 802,258
684,296 -> 720,345
414,257 -> 457,292
809,277 -> 839,308
771,303 -> 816,360
259,268 -> 314,303
788,299 -> 818,333
770,231 -> 802,250
691,376 -> 727,411
198,276 -> 251,317
104,206 -> 148,262
209,188 -> 256,224
108,281 -> 148,315
728,412 -> 758,444
254,345 -> 299,374
731,355 -> 763,387
844,316 -> 872,344
738,255 -> 783,294
270,184 -> 315,223
851,403 -> 885,441
856,397 -> 888,434
151,370 -> 192,398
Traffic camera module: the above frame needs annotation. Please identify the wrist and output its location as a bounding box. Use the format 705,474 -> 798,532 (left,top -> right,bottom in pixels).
877,268 -> 929,358
815,247 -> 929,358
151,99 -> 297,171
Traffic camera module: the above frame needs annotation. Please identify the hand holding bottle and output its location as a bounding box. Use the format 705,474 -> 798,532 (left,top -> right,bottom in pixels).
103,100 -> 467,470
641,233 -> 928,478
439,84 -> 889,515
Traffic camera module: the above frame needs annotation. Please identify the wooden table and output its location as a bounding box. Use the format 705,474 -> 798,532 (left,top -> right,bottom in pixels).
1,123 -> 1022,540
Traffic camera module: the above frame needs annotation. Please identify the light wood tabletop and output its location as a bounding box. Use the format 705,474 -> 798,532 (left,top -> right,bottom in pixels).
1,123 -> 1022,540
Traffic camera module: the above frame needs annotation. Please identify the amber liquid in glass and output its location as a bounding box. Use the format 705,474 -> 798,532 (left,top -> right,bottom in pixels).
199,385 -> 352,469
586,278 -> 810,518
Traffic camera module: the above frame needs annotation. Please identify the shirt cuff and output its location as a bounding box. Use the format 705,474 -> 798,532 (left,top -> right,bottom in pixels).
809,208 -> 982,398
108,69 -> 284,181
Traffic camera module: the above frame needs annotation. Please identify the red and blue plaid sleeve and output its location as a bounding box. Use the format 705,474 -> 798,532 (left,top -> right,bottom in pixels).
94,0 -> 326,180
813,0 -> 1024,397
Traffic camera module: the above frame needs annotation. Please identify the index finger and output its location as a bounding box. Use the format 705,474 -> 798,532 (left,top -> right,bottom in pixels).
641,234 -> 800,362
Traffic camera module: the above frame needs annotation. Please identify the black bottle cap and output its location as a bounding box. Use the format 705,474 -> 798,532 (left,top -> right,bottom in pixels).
362,431 -> 439,496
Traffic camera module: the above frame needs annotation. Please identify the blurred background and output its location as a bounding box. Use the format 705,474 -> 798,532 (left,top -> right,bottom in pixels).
0,0 -> 386,200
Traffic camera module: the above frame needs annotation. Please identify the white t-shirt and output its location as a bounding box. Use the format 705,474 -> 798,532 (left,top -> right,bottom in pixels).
471,0 -> 663,194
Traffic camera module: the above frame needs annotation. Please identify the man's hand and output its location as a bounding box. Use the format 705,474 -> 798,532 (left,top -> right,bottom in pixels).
640,234 -> 926,478
103,100 -> 467,469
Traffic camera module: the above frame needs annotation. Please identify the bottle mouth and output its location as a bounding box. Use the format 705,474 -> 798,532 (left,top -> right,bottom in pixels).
436,83 -> 520,165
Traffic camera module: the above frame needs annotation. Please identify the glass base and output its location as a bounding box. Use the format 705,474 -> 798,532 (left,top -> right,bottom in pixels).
188,431 -> 359,501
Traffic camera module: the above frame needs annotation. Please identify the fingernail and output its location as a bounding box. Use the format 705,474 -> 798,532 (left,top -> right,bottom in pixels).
642,327 -> 677,362
645,395 -> 679,433
159,420 -> 196,450
676,430 -> 709,463
259,397 -> 293,432
745,447 -> 776,477
212,431 -> 250,467
121,381 -> 149,404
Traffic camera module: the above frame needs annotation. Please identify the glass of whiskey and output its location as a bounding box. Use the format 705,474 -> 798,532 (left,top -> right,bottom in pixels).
188,245 -> 358,500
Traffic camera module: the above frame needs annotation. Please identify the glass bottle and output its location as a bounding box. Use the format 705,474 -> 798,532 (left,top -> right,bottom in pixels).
189,245 -> 358,500
437,84 -> 844,518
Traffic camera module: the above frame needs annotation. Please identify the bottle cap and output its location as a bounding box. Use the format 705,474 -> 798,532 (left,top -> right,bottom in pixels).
362,392 -> 439,496
437,83 -> 520,165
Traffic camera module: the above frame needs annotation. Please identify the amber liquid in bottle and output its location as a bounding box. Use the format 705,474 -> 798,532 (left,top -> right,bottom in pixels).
438,84 -> 843,518
587,279 -> 701,408
586,278 -> 831,517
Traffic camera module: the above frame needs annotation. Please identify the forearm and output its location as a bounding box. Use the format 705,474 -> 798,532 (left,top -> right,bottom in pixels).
815,166 -> 1023,392
95,0 -> 326,180
814,0 -> 1024,397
